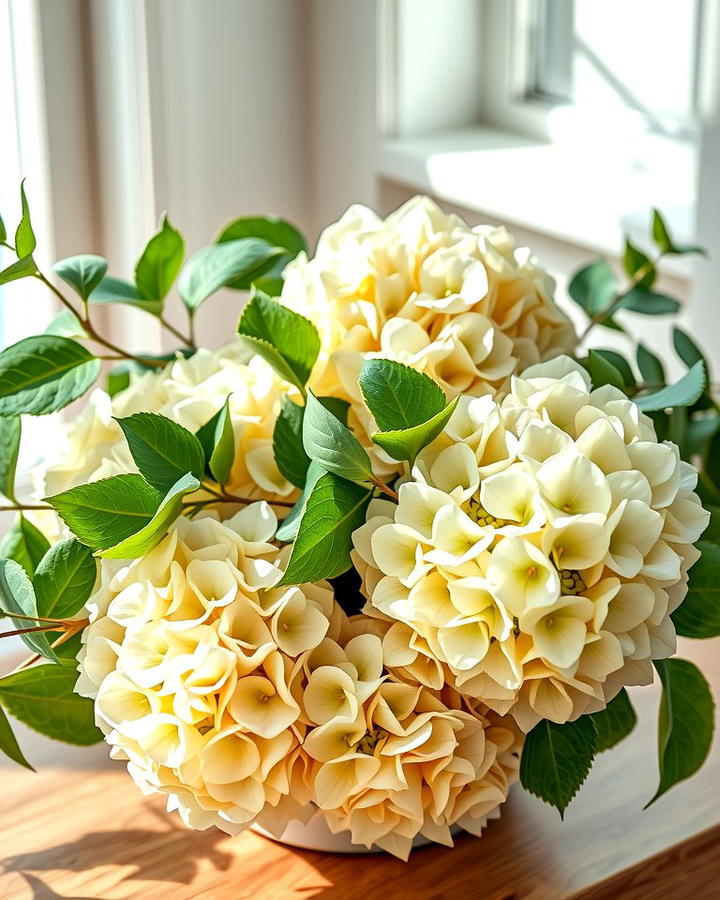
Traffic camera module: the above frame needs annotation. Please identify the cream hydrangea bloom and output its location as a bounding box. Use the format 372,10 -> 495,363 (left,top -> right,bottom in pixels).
353,357 -> 710,731
281,196 -> 576,425
294,616 -> 521,860
40,341 -> 294,503
76,504 -> 338,837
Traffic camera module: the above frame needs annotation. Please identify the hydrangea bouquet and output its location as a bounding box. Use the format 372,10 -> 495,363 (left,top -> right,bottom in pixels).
0,192 -> 716,860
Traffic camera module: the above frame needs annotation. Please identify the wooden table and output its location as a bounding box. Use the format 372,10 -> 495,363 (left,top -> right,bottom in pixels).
1,638 -> 718,900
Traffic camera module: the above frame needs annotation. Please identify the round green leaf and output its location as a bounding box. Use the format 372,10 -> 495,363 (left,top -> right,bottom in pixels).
54,254 -> 108,301
135,214 -> 185,302
33,538 -> 98,620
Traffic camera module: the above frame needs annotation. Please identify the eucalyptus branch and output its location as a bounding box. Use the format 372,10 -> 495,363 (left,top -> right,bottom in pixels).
0,623 -> 63,639
0,503 -> 52,512
6,621 -> 88,675
580,256 -> 663,343
160,316 -> 196,349
184,492 -> 295,510
369,476 -> 399,502
35,272 -> 166,369
0,611 -> 67,625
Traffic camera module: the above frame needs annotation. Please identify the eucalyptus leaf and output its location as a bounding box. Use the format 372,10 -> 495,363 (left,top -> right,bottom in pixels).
54,254 -> 108,301
670,541 -> 720,638
0,416 -> 21,501
652,208 -> 706,257
278,473 -> 371,585
568,260 -> 617,317
636,343 -> 665,385
616,288 -> 679,315
0,664 -> 102,745
373,397 -> 459,465
97,472 -> 199,559
46,474 -> 164,551
116,412 -> 205,493
276,460 -> 326,543
586,350 -> 625,391
217,216 -> 306,289
519,716 -> 597,818
359,359 -> 447,432
303,390 -> 372,483
135,214 -> 184,302
91,276 -> 163,316
591,689 -> 637,752
635,361 -> 706,412
195,398 -> 235,486
0,335 -> 101,416
33,538 -> 98,620
589,349 -> 635,388
0,515 -> 51,577
45,309 -> 88,340
15,181 -> 36,258
673,326 -> 707,373
273,396 -> 311,488
179,239 -> 282,313
648,659 -> 714,805
0,211 -> 5,243
237,290 -> 320,392
0,255 -> 38,285
0,558 -> 58,662
0,703 -> 34,770
623,239 -> 655,289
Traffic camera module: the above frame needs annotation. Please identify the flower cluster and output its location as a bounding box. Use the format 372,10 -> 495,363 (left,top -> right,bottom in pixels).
353,357 -> 709,730
76,506 -> 520,858
281,196 -> 577,469
41,343 -> 294,503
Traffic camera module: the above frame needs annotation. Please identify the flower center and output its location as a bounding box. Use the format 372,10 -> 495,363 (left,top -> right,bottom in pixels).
466,494 -> 512,528
559,568 -> 586,595
356,728 -> 389,755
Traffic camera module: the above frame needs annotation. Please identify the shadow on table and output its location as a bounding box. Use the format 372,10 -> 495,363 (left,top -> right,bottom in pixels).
0,811 -> 235,899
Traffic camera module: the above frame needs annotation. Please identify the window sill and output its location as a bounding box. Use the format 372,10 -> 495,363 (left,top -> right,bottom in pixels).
378,127 -> 697,280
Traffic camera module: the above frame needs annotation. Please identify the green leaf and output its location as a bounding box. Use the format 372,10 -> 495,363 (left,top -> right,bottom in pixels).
46,474 -> 163,550
303,390 -> 372,483
237,290 -> 320,392
0,211 -> 5,243
0,664 -> 102,745
0,335 -> 101,416
673,326 -> 707,374
0,515 -> 51,577
195,398 -> 235,486
15,181 -> 36,258
652,208 -> 706,257
0,255 -> 38,285
276,460 -> 326,543
135,214 -> 185,302
586,349 -> 625,391
278,473 -> 371,585
91,276 -> 163,316
33,538 -> 98,620
45,309 -> 88,340
97,472 -> 199,559
590,349 -> 636,388
54,254 -> 108,301
591,689 -> 637,752
252,275 -> 285,297
0,703 -> 34,770
0,416 -> 21,501
648,659 -> 715,805
273,396 -> 311,489
115,412 -> 205,493
178,239 -> 282,313
636,343 -> 665,385
568,260 -> 617,317
107,370 -> 130,398
318,396 -> 350,425
635,361 -> 706,412
373,397 -> 459,465
616,288 -> 680,315
670,541 -> 720,638
623,239 -> 655,289
359,359 -> 447,432
519,716 -> 597,818
0,559 -> 58,662
217,216 -> 306,289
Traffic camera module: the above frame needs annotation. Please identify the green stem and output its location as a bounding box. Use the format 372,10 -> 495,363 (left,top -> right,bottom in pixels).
160,316 -> 196,349
0,610 -> 67,625
580,255 -> 664,343
369,475 -> 399,502
0,503 -> 52,512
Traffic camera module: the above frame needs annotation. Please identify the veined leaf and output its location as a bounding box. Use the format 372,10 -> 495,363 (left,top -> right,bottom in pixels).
0,515 -> 51,577
0,559 -> 58,662
33,539 -> 98,620
115,412 -> 205,493
303,390 -> 372,483
359,359 -> 446,432
0,335 -> 101,416
648,659 -> 714,805
91,277 -> 163,316
276,461 -> 326,543
0,664 -> 102,745
237,290 -> 320,392
195,398 -> 235,486
671,541 -> 720,638
591,689 -> 637,752
0,704 -> 34,770
0,416 -> 21,501
135,214 -> 184,302
373,397 -> 459,465
278,473 -> 371,585
519,716 -> 597,818
54,255 -> 107,301
97,473 -> 199,559
635,361 -> 706,412
273,396 -> 311,489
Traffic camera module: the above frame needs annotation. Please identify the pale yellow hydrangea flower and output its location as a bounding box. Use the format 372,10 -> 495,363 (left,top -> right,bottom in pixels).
353,357 -> 709,731
280,196 -> 577,465
293,616 -> 521,860
40,342 -> 294,503
76,505 -> 338,837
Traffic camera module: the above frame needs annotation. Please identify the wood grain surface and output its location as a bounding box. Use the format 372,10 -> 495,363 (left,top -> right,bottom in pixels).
1,638 -> 718,900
